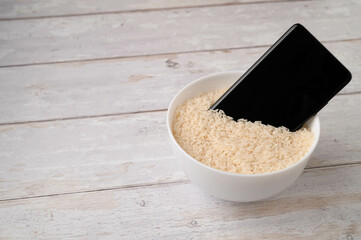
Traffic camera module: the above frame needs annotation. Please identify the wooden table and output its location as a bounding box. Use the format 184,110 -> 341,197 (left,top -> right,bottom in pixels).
0,0 -> 360,239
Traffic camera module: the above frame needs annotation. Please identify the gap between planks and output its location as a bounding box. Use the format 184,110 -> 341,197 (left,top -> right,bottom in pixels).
0,108 -> 167,126
1,37 -> 360,69
0,162 -> 360,203
0,0 -> 309,21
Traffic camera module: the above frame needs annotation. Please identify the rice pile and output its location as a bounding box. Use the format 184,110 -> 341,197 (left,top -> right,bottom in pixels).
172,88 -> 315,175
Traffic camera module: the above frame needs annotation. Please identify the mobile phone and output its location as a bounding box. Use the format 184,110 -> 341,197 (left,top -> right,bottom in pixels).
210,23 -> 352,131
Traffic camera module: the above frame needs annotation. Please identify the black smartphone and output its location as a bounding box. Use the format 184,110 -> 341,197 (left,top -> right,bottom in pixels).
210,23 -> 352,131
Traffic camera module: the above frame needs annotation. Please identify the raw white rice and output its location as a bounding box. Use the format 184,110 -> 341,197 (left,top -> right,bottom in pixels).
172,88 -> 315,175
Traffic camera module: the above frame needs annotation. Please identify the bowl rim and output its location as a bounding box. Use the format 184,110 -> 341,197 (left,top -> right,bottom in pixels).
166,71 -> 321,178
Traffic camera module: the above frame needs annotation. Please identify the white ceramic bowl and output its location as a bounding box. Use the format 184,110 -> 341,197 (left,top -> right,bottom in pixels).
167,71 -> 320,202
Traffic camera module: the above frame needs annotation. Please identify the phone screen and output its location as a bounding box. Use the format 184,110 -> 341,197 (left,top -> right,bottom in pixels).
210,24 -> 352,131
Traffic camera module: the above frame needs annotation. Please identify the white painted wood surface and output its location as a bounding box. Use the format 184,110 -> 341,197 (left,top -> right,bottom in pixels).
0,0 -> 360,66
0,165 -> 360,239
0,0 -> 285,19
0,0 -> 360,239
0,40 -> 360,124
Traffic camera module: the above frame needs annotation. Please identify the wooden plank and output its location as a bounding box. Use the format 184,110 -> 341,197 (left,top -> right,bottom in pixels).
0,0 -> 360,66
0,40 -> 359,124
0,93 -> 360,200
0,0 -> 286,19
0,110 -> 182,200
0,164 -> 360,239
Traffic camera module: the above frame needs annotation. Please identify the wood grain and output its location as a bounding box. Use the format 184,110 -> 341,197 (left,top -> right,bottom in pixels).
0,93 -> 360,200
0,0 -> 360,66
0,0 -> 359,238
0,0 -> 290,20
0,164 -> 360,239
0,40 -> 359,124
